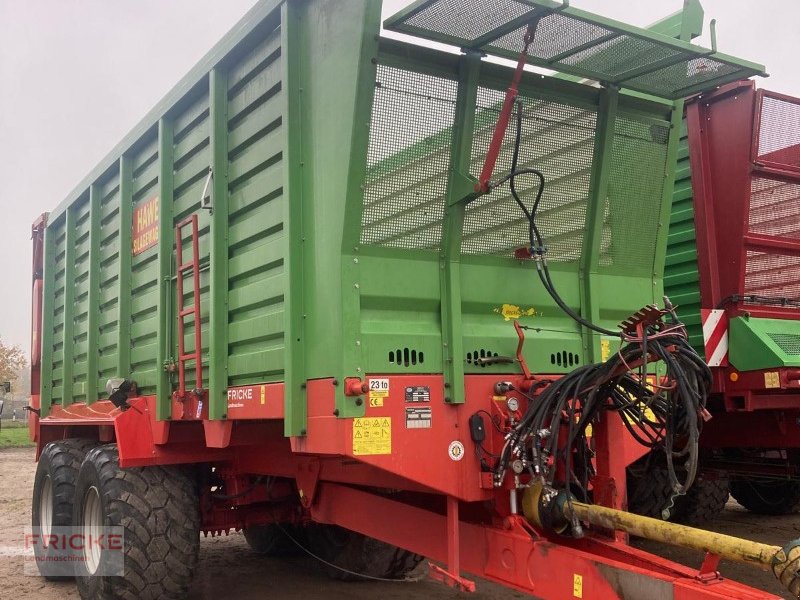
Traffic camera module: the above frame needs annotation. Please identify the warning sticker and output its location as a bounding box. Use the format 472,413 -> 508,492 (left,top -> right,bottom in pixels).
369,378 -> 390,407
765,371 -> 780,389
573,574 -> 583,598
601,339 -> 611,363
353,417 -> 392,455
406,407 -> 431,429
404,386 -> 430,403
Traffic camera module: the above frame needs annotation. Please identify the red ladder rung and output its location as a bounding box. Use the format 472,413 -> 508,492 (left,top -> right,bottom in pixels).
174,213 -> 204,401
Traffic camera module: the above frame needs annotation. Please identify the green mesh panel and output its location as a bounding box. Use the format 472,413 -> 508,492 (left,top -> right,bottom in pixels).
602,114 -> 670,274
360,65 -> 458,250
463,87 -> 597,260
767,332 -> 800,355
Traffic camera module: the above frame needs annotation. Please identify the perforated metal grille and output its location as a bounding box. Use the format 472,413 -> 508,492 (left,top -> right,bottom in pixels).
767,332 -> 800,355
749,177 -> 800,239
602,115 -> 670,273
488,14 -> 613,62
385,0 -> 763,99
744,251 -> 800,299
487,18 -> 687,85
404,0 -> 533,42
623,58 -> 741,99
756,95 -> 800,168
462,87 -> 596,260
360,65 -> 458,250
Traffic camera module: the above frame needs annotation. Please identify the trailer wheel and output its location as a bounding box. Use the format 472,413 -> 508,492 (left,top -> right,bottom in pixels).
73,444 -> 199,600
627,461 -> 674,519
31,438 -> 97,580
306,524 -> 422,581
671,476 -> 729,525
730,479 -> 800,515
627,459 -> 728,524
243,524 -> 305,556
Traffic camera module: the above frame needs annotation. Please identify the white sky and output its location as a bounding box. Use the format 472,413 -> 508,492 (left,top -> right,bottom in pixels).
0,0 -> 798,352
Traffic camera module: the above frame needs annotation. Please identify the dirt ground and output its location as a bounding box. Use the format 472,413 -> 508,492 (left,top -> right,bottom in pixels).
0,446 -> 796,600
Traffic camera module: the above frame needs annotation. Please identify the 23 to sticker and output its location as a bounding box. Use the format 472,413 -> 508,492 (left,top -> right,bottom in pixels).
369,378 -> 390,407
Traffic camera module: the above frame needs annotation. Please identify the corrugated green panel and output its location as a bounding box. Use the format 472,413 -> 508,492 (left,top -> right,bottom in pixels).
50,222 -> 67,404
69,198 -> 92,402
172,90 -> 212,394
39,0 -> 289,411
129,134 -> 160,394
225,23 -> 286,386
665,121 -> 703,352
97,177 -> 121,394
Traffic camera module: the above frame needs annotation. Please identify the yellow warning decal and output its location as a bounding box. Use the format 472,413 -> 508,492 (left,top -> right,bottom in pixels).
494,303 -> 537,321
601,339 -> 611,363
765,371 -> 780,389
353,417 -> 392,456
260,385 -> 266,405
573,574 -> 583,598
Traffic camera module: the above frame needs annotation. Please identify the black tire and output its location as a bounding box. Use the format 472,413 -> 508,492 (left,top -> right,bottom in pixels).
31,438 -> 97,580
627,458 -> 728,524
730,479 -> 800,515
243,524 -> 305,556
671,475 -> 729,525
305,524 -> 422,581
73,444 -> 199,600
627,461 -> 674,519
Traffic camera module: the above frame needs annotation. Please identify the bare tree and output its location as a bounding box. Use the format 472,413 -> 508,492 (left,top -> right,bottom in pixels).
0,337 -> 27,388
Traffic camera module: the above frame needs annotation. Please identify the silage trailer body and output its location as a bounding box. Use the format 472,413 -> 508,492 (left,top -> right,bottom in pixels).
666,81 -> 800,509
28,0 -> 795,598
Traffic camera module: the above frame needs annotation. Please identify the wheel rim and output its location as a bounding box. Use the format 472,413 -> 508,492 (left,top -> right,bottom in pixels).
82,486 -> 102,575
39,476 -> 53,544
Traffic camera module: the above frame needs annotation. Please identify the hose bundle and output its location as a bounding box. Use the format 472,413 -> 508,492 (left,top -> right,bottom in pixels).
486,101 -> 713,526
494,317 -> 711,505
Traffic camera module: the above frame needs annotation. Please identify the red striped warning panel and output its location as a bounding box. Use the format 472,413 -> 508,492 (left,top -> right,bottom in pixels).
701,309 -> 729,367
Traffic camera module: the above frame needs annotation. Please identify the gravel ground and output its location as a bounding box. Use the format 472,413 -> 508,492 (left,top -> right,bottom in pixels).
1,446 -> 795,599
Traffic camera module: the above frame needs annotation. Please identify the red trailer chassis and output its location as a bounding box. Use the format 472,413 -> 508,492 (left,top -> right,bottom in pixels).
27,377 -> 780,600
26,284 -> 783,600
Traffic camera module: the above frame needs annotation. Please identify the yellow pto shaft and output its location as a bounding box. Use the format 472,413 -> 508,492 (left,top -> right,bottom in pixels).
523,484 -> 800,597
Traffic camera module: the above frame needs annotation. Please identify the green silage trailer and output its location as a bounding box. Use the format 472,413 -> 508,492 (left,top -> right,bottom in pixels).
28,2 -> 800,600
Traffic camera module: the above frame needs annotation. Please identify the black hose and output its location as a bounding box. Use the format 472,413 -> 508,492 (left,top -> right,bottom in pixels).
484,103 -> 712,520
491,102 -> 616,337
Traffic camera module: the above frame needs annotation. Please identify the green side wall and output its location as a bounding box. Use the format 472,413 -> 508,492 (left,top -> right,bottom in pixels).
665,120 -> 704,353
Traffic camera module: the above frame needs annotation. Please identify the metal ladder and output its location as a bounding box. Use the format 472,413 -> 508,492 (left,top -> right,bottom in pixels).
175,215 -> 203,400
